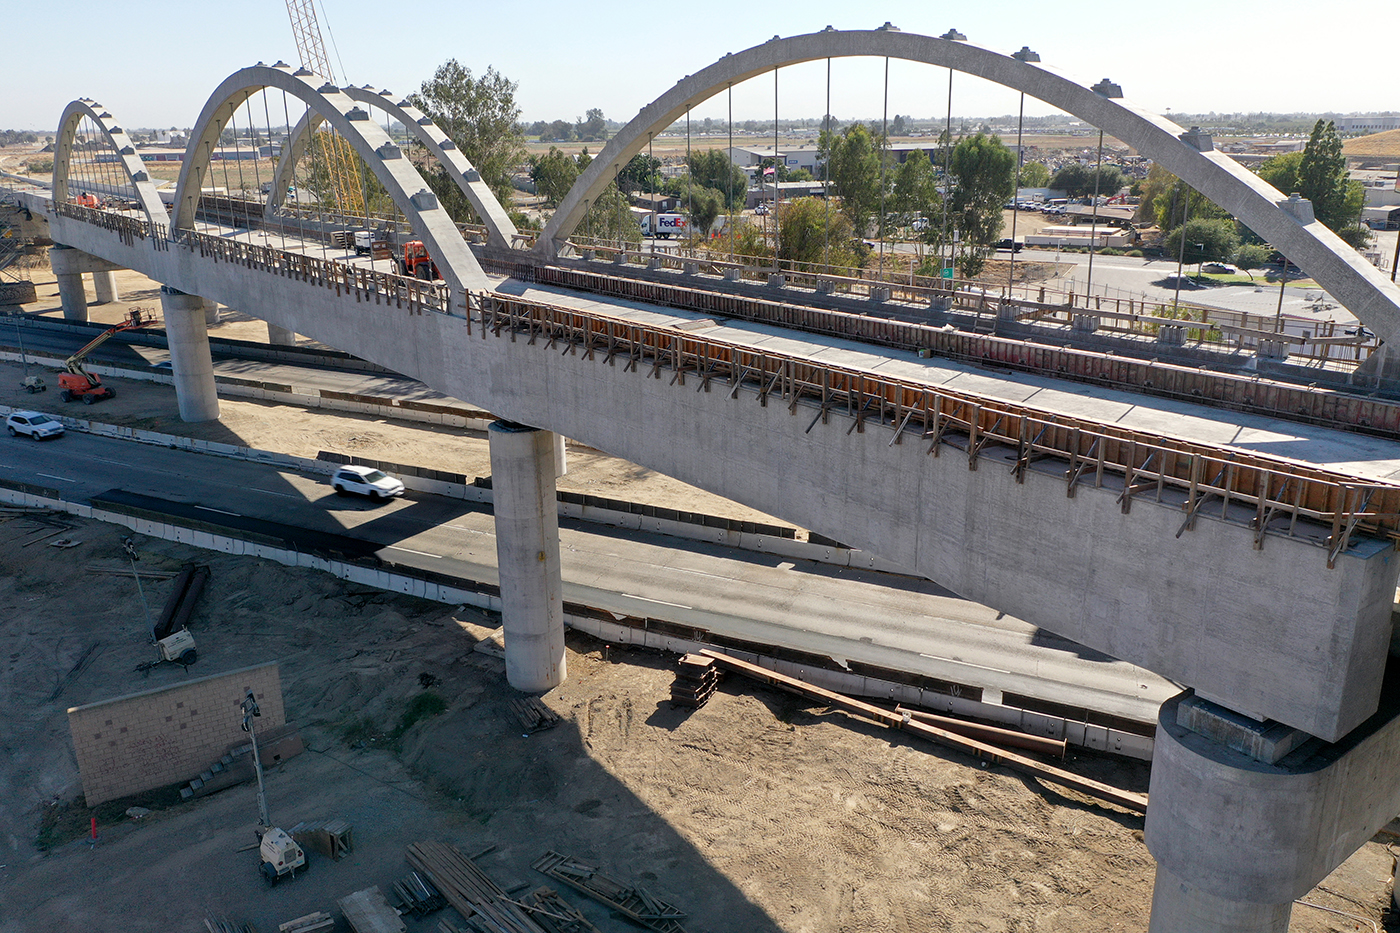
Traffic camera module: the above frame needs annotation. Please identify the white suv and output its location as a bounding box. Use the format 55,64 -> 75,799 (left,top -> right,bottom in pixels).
6,411 -> 65,440
331,465 -> 405,501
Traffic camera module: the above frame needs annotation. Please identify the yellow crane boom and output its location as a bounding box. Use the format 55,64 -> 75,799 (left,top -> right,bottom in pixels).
284,0 -> 365,218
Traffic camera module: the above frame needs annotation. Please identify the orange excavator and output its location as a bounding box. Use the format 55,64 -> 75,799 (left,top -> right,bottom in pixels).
59,308 -> 152,404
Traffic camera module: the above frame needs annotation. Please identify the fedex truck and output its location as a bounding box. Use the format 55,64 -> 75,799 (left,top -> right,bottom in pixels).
640,213 -> 687,238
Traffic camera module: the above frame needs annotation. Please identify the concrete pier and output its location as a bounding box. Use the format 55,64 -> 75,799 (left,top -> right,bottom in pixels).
1146,685 -> 1400,932
267,323 -> 296,346
92,270 -> 119,305
159,286 -> 220,422
48,246 -> 88,322
487,421 -> 566,692
201,298 -> 220,326
553,432 -> 568,477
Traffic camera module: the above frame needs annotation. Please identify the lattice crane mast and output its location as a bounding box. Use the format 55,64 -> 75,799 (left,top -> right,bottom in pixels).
284,0 -> 365,218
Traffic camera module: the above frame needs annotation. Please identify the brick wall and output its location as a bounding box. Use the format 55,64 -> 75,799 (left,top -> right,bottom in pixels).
67,662 -> 284,806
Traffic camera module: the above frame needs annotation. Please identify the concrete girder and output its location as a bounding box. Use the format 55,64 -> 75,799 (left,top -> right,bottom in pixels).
268,85 -> 519,251
534,28 -> 1400,346
171,63 -> 490,299
52,99 -> 167,227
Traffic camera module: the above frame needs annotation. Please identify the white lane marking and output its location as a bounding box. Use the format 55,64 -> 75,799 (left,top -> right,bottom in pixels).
246,489 -> 299,499
621,594 -> 692,610
92,457 -> 128,466
35,473 -> 75,483
385,545 -> 443,559
670,567 -> 732,580
918,653 -> 1011,675
444,523 -> 492,535
195,506 -> 241,517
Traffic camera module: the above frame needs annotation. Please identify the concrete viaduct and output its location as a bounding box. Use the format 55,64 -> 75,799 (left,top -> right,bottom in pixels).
16,27 -> 1400,932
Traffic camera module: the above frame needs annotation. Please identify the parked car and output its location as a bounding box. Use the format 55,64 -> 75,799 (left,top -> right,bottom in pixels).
331,465 -> 405,501
1201,262 -> 1236,274
996,239 -> 1024,252
910,218 -> 930,231
754,202 -> 770,216
6,411 -> 65,440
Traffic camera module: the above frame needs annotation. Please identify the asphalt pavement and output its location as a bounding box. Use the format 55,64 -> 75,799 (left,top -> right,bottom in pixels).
0,427 -> 1174,724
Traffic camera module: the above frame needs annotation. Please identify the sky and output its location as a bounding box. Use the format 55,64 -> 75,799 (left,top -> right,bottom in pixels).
5,0 -> 1394,133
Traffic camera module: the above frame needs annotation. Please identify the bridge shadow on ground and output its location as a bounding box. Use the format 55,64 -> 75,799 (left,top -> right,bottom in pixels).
406,632 -> 1151,932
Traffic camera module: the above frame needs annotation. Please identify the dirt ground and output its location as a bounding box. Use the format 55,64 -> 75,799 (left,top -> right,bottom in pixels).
2,255 -> 1397,933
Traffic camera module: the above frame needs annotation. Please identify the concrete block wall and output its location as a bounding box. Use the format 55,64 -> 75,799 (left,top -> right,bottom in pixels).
67,661 -> 283,806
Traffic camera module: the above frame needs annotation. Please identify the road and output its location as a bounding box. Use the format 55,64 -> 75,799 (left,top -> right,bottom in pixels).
0,427 -> 1175,724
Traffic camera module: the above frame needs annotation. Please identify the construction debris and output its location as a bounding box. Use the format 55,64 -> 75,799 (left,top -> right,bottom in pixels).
392,869 -> 446,917
289,818 -> 354,861
408,840 -> 548,933
338,886 -> 406,933
278,912 -> 335,933
669,654 -> 718,708
698,649 -> 1147,814
532,851 -> 686,933
509,696 -> 561,734
515,886 -> 603,933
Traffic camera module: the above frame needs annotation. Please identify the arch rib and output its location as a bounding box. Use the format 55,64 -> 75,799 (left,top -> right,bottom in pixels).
171,64 -> 490,298
52,99 -> 167,227
536,28 -> 1400,345
267,85 -> 519,250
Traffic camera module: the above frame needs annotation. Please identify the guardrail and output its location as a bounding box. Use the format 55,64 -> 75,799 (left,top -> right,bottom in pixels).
474,290 -> 1400,563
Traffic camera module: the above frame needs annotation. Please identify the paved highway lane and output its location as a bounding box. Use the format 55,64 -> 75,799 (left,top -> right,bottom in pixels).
0,430 -> 1175,723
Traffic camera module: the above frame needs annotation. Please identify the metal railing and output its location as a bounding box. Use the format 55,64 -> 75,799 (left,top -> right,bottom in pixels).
472,291 -> 1400,563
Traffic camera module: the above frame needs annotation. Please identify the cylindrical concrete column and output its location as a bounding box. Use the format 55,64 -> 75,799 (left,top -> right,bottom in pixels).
159,286 -> 220,422
267,323 -> 296,346
553,433 -> 568,477
488,421 -> 566,693
1149,865 -> 1291,933
92,270 -> 119,304
48,246 -> 88,322
201,298 -> 220,326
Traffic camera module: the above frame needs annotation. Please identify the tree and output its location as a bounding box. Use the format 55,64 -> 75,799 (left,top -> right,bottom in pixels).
1164,217 -> 1239,268
679,183 -> 725,236
1256,151 -> 1303,197
821,123 -> 882,234
575,108 -> 608,142
1049,163 -> 1124,199
616,153 -> 661,196
1295,119 -> 1368,248
891,148 -> 941,224
948,133 -> 1016,277
410,60 -> 527,210
889,114 -> 908,137
775,197 -> 862,271
686,150 -> 747,210
529,146 -> 581,206
1017,161 -> 1050,189
1233,242 -> 1271,280
580,184 -> 641,243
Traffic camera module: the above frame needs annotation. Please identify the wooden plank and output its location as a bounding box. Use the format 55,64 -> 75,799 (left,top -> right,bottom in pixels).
698,650 -> 1147,814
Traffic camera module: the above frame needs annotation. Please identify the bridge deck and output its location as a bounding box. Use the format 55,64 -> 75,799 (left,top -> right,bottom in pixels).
498,277 -> 1400,487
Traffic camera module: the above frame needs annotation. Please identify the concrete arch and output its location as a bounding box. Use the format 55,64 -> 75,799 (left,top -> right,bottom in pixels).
172,64 -> 489,296
53,99 -> 166,226
268,85 -> 519,250
536,27 -> 1400,345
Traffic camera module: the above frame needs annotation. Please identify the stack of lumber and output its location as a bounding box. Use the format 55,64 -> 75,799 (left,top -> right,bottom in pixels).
509,697 -> 561,734
290,818 -> 355,860
669,654 -> 717,709
533,851 -> 686,933
337,887 -> 406,933
278,912 -> 335,933
408,840 -> 548,933
392,870 -> 446,917
203,920 -> 255,933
